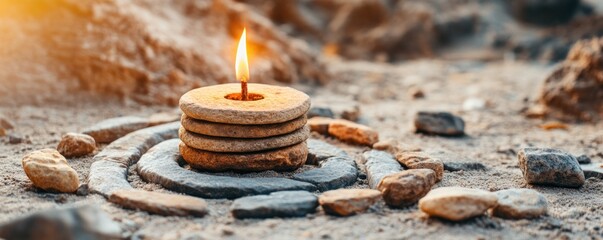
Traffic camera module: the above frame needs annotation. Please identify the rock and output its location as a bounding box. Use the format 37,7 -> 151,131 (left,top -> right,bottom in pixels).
76,184 -> 89,196
231,191 -> 318,219
148,111 -> 181,126
377,169 -> 437,208
395,151 -> 444,181
576,154 -> 591,164
414,111 -> 465,136
408,87 -> 425,99
0,127 -> 5,137
539,121 -> 569,131
0,116 -> 14,129
328,119 -> 379,147
307,117 -> 334,135
22,149 -> 79,193
88,122 -> 180,198
318,189 -> 382,216
179,125 -> 310,153
109,189 -> 208,217
56,133 -> 97,158
444,161 -> 487,172
293,156 -> 358,191
419,187 -> 498,221
518,148 -> 585,188
137,139 -> 317,199
306,139 -> 348,165
363,150 -> 404,189
180,83 -> 311,124
538,37 -> 603,122
8,134 -> 25,144
340,105 -> 361,122
181,114 -> 307,138
372,139 -> 422,155
492,188 -> 548,219
307,106 -> 335,119
462,98 -> 486,111
0,205 -> 121,240
82,116 -> 155,143
507,0 -> 580,26
180,141 -> 307,172
580,163 -> 603,179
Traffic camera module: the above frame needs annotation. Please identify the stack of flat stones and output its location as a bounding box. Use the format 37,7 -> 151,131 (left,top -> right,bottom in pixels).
179,83 -> 312,172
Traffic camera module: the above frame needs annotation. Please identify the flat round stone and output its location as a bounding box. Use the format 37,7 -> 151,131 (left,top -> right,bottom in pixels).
180,141 -> 307,172
179,125 -> 310,153
180,83 -> 311,124
181,114 -> 307,138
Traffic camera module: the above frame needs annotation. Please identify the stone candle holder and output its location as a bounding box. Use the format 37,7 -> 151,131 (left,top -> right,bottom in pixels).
179,83 -> 311,172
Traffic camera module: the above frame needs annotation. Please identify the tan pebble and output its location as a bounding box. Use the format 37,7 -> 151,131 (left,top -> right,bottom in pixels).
377,169 -> 436,208
395,151 -> 444,181
418,187 -> 498,221
318,189 -> 381,216
327,119 -> 379,147
492,188 -> 547,219
180,83 -> 310,124
180,141 -> 307,172
0,128 -> 5,137
182,114 -> 307,138
109,189 -> 208,217
179,125 -> 310,153
22,149 -> 79,193
307,117 -> 334,135
373,139 -> 422,154
57,133 -> 97,158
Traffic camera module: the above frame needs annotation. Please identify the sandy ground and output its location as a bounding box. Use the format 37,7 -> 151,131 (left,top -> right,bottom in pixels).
1,60 -> 603,240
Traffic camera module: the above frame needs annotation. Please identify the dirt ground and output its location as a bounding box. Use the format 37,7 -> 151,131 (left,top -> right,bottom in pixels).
1,59 -> 602,239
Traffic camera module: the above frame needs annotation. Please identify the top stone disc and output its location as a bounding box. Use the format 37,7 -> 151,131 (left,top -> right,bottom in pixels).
180,83 -> 311,125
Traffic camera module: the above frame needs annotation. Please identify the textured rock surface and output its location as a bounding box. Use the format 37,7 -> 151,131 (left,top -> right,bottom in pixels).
179,125 -> 310,152
395,151 -> 444,181
231,191 -> 318,219
518,148 -> 585,188
507,0 -> 580,26
576,154 -> 591,164
328,119 -> 379,146
0,205 -> 121,240
180,83 -> 311,124
538,37 -> 603,122
137,139 -> 316,199
305,139 -> 348,165
181,114 -> 307,138
82,116 -> 165,143
318,189 -> 382,217
363,150 -> 404,189
414,111 -> 465,136
109,189 -> 208,217
293,156 -> 358,191
377,169 -> 437,208
419,187 -> 498,221
88,122 -> 180,197
444,161 -> 487,172
307,117 -> 335,135
492,188 -> 548,219
307,107 -> 335,119
56,133 -> 96,158
180,142 -> 307,172
22,149 -> 79,193
579,163 -> 603,179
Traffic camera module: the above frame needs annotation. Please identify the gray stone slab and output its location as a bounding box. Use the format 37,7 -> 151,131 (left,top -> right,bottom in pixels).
231,191 -> 318,219
363,150 -> 404,189
444,161 -> 487,171
292,156 -> 358,191
136,139 -> 317,199
88,122 -> 180,197
306,139 -> 348,165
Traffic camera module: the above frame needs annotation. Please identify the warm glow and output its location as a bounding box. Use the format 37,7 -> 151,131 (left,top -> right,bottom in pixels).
235,28 -> 249,83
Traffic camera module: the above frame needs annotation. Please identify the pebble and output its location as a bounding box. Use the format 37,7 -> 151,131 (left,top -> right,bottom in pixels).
307,117 -> 334,135
462,98 -> 486,111
0,128 -> 5,137
444,161 -> 487,172
109,189 -> 208,217
22,149 -> 80,193
293,156 -> 358,191
419,187 -> 498,221
576,154 -> 591,164
395,151 -> 444,181
0,205 -> 121,240
363,150 -> 404,189
318,189 -> 382,216
408,87 -> 425,99
305,139 -> 348,165
377,169 -> 437,208
8,134 -> 25,144
57,133 -> 97,158
492,188 -> 548,219
307,106 -> 335,119
328,119 -> 379,147
231,191 -> 318,219
414,111 -> 465,136
0,116 -> 14,129
137,139 -> 316,199
518,148 -> 585,188
580,163 -> 603,179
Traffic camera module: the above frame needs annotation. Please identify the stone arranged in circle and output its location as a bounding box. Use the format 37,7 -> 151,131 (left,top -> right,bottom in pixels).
181,114 -> 307,138
318,189 -> 382,217
363,150 -> 404,189
230,191 -> 318,219
179,125 -> 310,153
180,83 -> 311,125
179,141 -> 307,172
377,169 -> 437,208
109,189 -> 208,217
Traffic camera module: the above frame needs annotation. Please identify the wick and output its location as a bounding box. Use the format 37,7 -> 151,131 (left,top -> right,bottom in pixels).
241,81 -> 248,101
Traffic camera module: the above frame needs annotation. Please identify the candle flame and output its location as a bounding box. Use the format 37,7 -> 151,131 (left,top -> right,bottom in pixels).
235,28 -> 249,83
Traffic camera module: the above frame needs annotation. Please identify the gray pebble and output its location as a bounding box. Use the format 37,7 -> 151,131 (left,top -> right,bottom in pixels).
231,191 -> 318,219
518,148 -> 585,188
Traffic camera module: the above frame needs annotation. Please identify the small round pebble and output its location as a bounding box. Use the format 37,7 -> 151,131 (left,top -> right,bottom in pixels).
492,188 -> 547,219
57,133 -> 97,158
22,149 -> 80,193
318,189 -> 382,216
